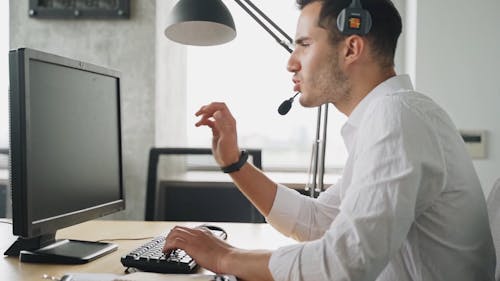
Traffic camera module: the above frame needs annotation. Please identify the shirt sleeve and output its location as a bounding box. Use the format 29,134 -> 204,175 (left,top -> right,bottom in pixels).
267,182 -> 342,241
269,97 -> 440,281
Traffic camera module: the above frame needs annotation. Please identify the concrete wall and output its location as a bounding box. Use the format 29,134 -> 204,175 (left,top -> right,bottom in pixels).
155,1 -> 187,148
414,0 -> 500,195
10,0 -> 159,220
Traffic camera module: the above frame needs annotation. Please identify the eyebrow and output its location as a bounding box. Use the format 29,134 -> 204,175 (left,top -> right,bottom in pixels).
294,36 -> 311,45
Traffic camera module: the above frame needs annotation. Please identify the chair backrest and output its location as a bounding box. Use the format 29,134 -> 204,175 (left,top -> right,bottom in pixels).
144,147 -> 264,223
487,178 -> 500,281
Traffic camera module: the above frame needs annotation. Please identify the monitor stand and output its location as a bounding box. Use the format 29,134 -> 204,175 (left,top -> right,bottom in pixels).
4,233 -> 118,264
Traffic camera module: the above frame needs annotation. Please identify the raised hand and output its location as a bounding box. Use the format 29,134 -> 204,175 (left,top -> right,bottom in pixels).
195,102 -> 241,167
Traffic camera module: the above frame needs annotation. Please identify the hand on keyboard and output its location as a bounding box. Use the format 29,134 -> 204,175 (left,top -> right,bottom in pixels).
120,224 -> 227,274
162,224 -> 232,274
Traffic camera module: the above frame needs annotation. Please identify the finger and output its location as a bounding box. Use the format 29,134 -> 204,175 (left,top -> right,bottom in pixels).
195,102 -> 230,117
195,112 -> 231,137
195,119 -> 211,128
163,226 -> 195,252
163,237 -> 188,253
163,226 -> 213,253
212,110 -> 234,131
195,116 -> 216,128
195,102 -> 232,120
165,226 -> 197,242
194,109 -> 219,127
195,104 -> 211,117
195,104 -> 210,117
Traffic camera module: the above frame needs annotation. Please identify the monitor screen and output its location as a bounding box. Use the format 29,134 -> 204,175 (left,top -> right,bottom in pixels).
5,48 -> 125,264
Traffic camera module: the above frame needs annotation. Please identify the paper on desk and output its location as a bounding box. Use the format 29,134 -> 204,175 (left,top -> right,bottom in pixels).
114,272 -> 237,281
62,272 -> 121,281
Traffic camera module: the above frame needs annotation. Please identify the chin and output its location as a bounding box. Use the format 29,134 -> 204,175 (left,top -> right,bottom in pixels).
298,94 -> 309,106
299,95 -> 322,108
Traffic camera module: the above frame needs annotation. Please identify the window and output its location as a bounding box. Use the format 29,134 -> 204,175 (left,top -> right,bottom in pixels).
0,1 -> 8,150
185,1 -> 347,173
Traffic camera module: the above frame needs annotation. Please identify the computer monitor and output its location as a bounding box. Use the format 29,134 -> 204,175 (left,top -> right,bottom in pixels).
4,48 -> 125,264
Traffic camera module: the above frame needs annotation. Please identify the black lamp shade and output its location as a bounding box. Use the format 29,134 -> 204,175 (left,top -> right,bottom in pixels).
165,0 -> 237,46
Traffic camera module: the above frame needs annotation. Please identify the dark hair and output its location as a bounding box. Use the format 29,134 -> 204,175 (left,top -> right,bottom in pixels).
296,0 -> 402,68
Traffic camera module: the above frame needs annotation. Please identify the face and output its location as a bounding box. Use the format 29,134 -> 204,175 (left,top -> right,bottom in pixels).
287,1 -> 351,108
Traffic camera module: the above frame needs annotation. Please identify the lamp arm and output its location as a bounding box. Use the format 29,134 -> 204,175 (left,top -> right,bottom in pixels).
240,0 -> 294,43
233,0 -> 293,53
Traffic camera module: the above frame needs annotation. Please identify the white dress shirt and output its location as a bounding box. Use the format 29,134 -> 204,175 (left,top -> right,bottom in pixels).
266,75 -> 495,281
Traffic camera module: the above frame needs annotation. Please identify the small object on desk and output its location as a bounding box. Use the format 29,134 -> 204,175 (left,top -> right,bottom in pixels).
42,274 -> 60,281
120,224 -> 227,274
42,274 -> 73,281
43,273 -> 121,281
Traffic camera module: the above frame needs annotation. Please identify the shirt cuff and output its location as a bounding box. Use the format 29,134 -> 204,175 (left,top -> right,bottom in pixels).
266,184 -> 303,236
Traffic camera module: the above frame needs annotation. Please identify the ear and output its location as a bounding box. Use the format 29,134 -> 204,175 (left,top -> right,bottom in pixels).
343,35 -> 365,65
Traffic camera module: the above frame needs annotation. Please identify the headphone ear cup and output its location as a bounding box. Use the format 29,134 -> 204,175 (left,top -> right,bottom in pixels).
336,9 -> 348,34
337,7 -> 372,35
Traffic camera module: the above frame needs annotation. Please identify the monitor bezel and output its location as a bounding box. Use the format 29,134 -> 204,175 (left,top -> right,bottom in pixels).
9,48 -> 125,239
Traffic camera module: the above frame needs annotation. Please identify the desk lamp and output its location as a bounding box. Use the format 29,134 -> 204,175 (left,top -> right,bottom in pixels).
164,0 -> 328,197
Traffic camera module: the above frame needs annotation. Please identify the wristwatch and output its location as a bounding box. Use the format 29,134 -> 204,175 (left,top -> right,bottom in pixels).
221,150 -> 249,173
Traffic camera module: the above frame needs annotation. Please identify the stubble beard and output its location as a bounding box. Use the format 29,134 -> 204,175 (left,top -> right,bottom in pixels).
306,50 -> 351,108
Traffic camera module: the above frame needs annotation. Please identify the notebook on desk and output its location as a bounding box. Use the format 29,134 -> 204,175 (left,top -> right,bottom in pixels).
61,272 -> 236,281
116,272 -> 236,281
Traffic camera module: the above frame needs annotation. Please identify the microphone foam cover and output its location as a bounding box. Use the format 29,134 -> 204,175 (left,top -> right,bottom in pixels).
278,99 -> 292,115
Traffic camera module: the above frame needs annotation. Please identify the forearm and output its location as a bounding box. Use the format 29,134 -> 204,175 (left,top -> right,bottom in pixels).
221,248 -> 274,281
228,162 -> 277,216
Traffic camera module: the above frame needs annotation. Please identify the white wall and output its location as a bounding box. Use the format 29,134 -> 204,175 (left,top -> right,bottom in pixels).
391,0 -> 407,75
415,0 -> 500,195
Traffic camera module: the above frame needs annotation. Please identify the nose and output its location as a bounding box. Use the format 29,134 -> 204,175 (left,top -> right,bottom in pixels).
287,50 -> 301,73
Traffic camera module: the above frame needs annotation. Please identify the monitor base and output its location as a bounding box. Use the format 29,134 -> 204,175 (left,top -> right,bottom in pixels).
5,235 -> 117,264
4,234 -> 54,256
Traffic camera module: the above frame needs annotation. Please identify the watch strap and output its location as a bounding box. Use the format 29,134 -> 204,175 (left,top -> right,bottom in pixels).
221,150 -> 249,173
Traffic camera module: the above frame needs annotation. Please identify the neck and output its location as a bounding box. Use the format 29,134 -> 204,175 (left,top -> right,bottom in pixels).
334,67 -> 396,116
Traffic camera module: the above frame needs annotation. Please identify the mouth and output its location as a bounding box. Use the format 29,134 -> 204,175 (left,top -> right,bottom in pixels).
293,83 -> 301,92
292,78 -> 301,92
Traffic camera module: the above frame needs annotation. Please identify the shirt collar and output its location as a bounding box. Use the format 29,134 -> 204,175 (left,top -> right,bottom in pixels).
344,74 -> 414,130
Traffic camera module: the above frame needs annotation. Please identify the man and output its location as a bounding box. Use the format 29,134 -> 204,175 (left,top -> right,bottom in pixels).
163,0 -> 496,280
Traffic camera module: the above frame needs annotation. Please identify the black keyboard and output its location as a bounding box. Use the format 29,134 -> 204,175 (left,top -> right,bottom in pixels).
120,225 -> 228,274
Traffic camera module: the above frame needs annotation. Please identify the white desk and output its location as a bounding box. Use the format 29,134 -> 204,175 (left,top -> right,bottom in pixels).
1,220 -> 295,281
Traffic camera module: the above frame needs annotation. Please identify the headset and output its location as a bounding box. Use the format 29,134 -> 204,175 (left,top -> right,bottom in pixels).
337,0 -> 372,35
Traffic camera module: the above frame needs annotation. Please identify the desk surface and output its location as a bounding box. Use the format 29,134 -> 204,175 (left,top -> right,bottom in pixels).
1,220 -> 295,281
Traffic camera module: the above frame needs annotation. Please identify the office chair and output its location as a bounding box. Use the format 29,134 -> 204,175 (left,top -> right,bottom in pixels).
487,178 -> 500,281
144,147 -> 265,223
